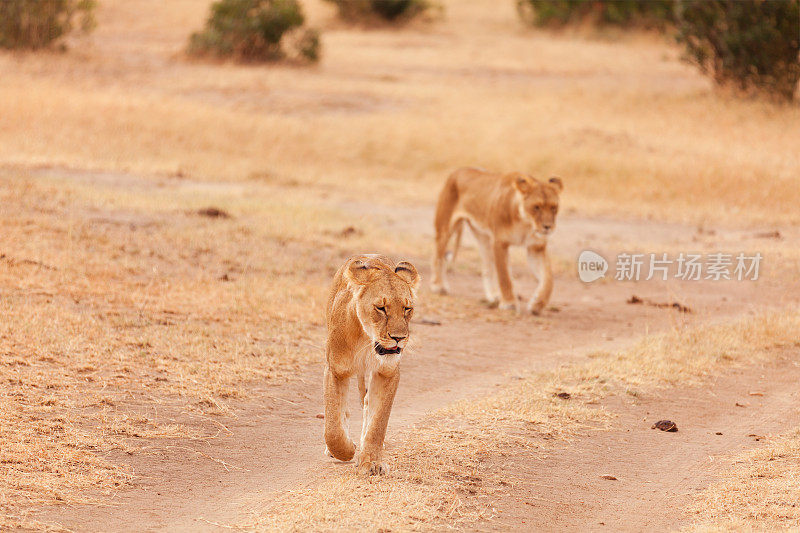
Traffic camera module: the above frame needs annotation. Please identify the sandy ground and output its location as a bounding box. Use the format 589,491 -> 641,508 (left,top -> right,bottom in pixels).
37,186 -> 799,531
3,0 -> 799,529
487,356 -> 800,532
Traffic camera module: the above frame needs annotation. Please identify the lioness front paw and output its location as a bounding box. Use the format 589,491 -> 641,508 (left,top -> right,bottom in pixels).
430,283 -> 449,295
357,460 -> 388,476
498,300 -> 517,312
480,297 -> 500,309
527,300 -> 546,315
324,444 -> 353,458
323,438 -> 357,461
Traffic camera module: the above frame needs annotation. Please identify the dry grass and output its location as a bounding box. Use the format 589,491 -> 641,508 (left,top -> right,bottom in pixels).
0,394 -> 131,531
0,163 -> 522,527
253,423 -> 502,531
0,169 -> 430,526
253,403 -> 602,531
0,1 -> 798,225
2,0 -> 799,527
686,428 -> 800,532
251,309 -> 800,531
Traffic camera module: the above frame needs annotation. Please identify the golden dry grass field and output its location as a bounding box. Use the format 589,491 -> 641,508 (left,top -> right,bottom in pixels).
1,0 -> 799,531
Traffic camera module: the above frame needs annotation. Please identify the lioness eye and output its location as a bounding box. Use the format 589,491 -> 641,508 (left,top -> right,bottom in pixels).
376,306 -> 386,313
404,307 -> 413,313
533,206 -> 541,211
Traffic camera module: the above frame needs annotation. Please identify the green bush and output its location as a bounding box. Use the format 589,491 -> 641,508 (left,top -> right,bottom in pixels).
189,0 -> 320,62
0,0 -> 95,50
675,0 -> 800,102
324,0 -> 435,24
516,0 -> 673,29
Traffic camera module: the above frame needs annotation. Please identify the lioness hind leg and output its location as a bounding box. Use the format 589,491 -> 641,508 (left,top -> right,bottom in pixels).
492,241 -> 517,311
323,367 -> 356,462
473,229 -> 500,306
526,245 -> 553,315
432,175 -> 459,294
358,371 -> 399,475
431,229 -> 452,295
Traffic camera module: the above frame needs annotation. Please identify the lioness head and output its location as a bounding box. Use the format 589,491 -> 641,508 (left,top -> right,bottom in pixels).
512,174 -> 563,236
344,255 -> 420,357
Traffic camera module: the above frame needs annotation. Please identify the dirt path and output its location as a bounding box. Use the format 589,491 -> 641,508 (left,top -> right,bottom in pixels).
42,274 -> 710,531
486,354 -> 800,531
39,186 -> 797,531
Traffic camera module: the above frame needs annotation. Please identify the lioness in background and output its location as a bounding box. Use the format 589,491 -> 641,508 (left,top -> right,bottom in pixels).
324,255 -> 420,475
431,167 -> 563,314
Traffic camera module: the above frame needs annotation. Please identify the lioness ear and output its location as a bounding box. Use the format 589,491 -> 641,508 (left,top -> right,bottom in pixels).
548,176 -> 563,192
345,259 -> 379,287
394,261 -> 420,291
511,173 -> 534,195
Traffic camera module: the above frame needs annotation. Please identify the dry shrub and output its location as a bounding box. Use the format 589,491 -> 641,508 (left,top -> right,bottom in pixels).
324,0 -> 438,24
676,0 -> 800,102
0,0 -> 95,50
516,0 -> 673,29
188,0 -> 320,62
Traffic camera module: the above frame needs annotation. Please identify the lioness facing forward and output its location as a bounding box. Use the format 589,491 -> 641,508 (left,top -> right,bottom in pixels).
431,167 -> 563,314
324,254 -> 420,475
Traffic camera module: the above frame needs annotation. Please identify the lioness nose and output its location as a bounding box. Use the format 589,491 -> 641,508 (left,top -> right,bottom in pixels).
543,224 -> 552,231
390,335 -> 406,343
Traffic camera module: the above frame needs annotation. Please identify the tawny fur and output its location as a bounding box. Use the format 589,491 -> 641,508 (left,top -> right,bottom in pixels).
324,254 -> 420,475
431,167 -> 563,314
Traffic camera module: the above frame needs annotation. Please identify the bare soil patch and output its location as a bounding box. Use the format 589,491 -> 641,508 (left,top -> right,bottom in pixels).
484,355 -> 800,532
35,207 -> 798,530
